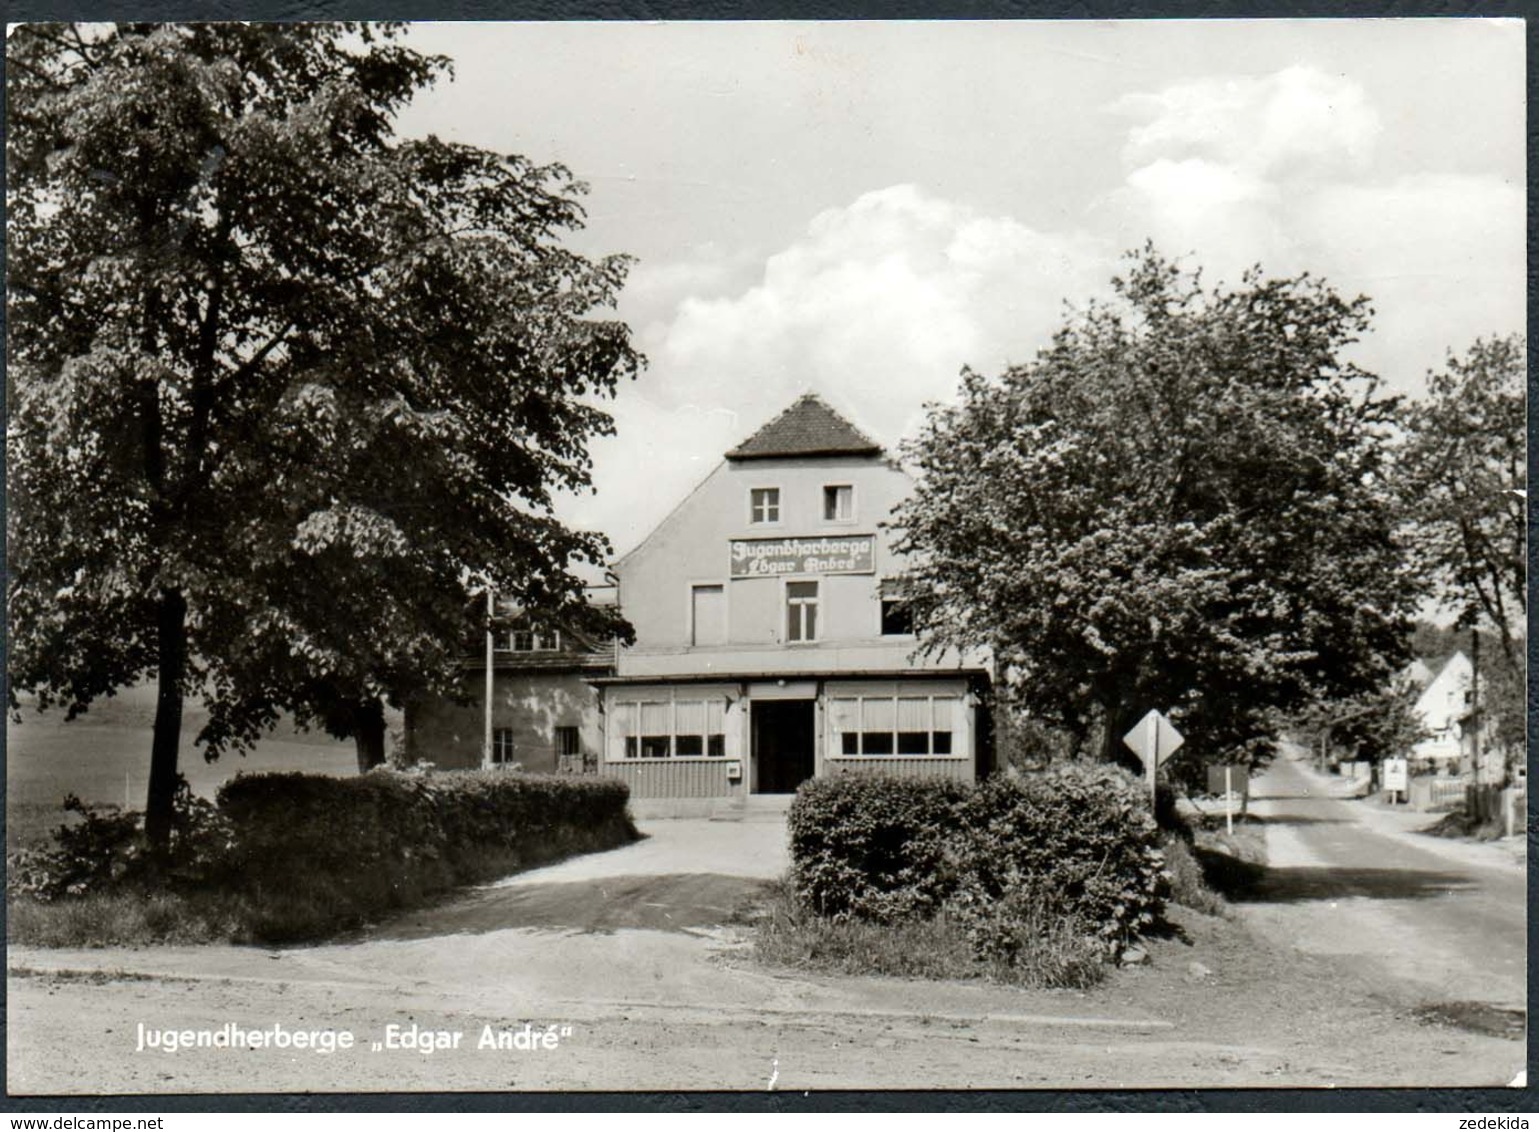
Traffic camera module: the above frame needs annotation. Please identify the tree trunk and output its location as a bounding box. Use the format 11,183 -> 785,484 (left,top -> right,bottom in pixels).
145,588 -> 187,855
1099,695 -> 1142,775
354,698 -> 387,773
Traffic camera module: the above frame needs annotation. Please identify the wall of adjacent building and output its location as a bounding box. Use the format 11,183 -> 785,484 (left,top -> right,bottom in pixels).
406,671 -> 603,773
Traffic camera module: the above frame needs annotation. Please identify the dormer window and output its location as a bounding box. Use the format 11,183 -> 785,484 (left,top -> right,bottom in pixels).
750,487 -> 780,524
496,619 -> 561,653
823,484 -> 854,522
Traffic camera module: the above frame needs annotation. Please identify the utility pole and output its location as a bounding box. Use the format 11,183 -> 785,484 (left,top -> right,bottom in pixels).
484,587 -> 495,769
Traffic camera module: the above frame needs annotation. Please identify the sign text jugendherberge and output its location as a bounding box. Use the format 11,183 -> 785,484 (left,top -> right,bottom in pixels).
729,535 -> 876,578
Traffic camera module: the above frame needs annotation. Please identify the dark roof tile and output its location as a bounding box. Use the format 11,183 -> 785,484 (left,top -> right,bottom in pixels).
725,393 -> 882,460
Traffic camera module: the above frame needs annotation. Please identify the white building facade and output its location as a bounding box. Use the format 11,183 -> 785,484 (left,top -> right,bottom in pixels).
1409,650 -> 1473,766
597,394 -> 993,817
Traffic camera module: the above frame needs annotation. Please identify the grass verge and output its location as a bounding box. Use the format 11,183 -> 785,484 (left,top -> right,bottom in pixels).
1424,807 -> 1509,842
7,890 -> 248,948
8,829 -> 635,948
748,879 -> 1107,990
1184,811 -> 1269,902
1161,808 -> 1269,912
10,770 -> 641,948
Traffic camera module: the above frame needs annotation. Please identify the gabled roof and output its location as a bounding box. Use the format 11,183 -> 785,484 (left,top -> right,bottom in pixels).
1403,658 -> 1435,689
725,393 -> 882,460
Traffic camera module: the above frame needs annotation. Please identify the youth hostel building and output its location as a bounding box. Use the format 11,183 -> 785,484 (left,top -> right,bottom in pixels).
600,394 -> 993,816
405,394 -> 994,815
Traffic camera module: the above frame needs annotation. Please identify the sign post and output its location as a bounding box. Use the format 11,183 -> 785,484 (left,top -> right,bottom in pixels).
1225,765 -> 1234,835
1123,709 -> 1184,813
1205,763 -> 1249,828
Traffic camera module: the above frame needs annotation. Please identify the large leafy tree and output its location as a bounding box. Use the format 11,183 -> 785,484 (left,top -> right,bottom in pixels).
892,248 -> 1422,778
1288,679 -> 1427,766
1398,336 -> 1526,780
7,23 -> 640,848
1399,336 -> 1526,666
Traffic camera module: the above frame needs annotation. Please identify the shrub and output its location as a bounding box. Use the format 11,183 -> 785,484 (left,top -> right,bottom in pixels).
6,780 -> 233,904
1160,832 -> 1226,917
950,767 -> 1170,950
787,773 -> 969,922
11,795 -> 144,902
751,879 -> 981,982
754,875 -> 1108,990
945,884 -> 1105,988
10,768 -> 637,946
782,765 -> 1170,980
217,768 -> 637,938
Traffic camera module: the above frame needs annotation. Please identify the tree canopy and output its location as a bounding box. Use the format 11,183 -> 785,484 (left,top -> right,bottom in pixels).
7,23 -> 641,846
1398,335 -> 1526,666
891,248 -> 1423,778
1397,336 -> 1527,779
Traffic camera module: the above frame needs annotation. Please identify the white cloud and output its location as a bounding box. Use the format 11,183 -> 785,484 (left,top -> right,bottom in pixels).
1295,173 -> 1525,384
618,243 -> 762,331
1100,66 -> 1522,385
648,184 -> 1112,444
1106,157 -> 1291,281
1116,66 -> 1381,182
555,396 -> 745,564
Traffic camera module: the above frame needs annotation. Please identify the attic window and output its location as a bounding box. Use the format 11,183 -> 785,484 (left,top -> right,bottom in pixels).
823,484 -> 854,522
750,487 -> 780,524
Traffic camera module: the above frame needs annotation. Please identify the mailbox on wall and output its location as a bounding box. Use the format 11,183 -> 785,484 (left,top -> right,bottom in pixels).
726,760 -> 743,782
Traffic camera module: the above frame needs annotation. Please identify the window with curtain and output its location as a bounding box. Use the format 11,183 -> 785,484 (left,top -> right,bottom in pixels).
830,694 -> 957,756
615,695 -> 728,759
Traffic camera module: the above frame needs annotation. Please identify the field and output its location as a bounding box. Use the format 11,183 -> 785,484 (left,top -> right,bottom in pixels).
7,685 -> 362,850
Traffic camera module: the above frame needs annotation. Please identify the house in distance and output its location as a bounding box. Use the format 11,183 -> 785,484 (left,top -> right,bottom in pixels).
406,393 -> 995,817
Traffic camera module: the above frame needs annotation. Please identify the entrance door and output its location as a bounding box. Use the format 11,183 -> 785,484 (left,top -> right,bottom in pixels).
751,699 -> 816,794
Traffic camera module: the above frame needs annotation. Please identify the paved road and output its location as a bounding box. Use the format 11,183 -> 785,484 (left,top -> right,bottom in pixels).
1239,751 -> 1527,1012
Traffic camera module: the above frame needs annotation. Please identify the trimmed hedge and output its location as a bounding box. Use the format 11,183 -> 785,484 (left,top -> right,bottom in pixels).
950,768 -> 1169,948
787,765 -> 1169,958
787,774 -> 970,922
217,769 -> 637,937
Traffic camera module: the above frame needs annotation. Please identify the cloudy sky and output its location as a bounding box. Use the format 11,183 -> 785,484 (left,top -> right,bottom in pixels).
390,20 -> 1525,561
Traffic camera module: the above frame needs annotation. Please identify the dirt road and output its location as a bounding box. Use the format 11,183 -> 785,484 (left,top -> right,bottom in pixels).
7,806 -> 1527,1094
1240,751 -> 1526,1012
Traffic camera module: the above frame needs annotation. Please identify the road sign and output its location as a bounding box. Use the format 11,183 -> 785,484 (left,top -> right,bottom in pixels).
1205,764 -> 1249,799
1382,757 -> 1408,796
1123,709 -> 1185,811
1123,709 -> 1183,769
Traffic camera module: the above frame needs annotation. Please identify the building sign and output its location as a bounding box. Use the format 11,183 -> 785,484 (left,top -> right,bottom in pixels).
729,535 -> 876,579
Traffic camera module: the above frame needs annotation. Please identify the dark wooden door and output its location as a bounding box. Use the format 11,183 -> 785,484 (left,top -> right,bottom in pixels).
752,700 -> 816,794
